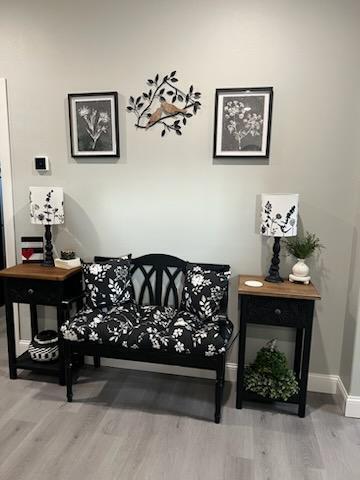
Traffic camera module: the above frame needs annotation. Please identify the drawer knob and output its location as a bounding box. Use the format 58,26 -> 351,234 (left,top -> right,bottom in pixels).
28,288 -> 34,295
274,308 -> 282,315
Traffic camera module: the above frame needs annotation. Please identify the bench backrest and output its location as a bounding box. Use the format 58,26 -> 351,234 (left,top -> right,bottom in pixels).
94,253 -> 230,313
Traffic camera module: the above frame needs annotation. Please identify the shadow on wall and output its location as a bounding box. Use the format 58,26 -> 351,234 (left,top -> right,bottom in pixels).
256,208 -> 332,374
213,158 -> 269,166
54,193 -> 101,261
253,194 -> 354,378
14,192 -> 101,262
340,224 -> 359,392
14,195 -> 101,336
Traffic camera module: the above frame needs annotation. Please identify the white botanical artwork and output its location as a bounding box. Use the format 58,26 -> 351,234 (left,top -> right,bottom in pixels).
223,99 -> 264,151
77,105 -> 110,151
214,88 -> 273,158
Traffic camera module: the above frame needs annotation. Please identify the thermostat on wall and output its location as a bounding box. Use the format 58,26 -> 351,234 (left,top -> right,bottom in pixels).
34,156 -> 49,171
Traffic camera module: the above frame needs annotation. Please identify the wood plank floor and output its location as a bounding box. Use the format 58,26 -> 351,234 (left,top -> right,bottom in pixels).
0,311 -> 360,479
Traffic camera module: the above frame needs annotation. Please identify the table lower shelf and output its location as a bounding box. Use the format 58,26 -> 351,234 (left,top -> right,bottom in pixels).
240,390 -> 300,405
15,351 -> 83,378
15,351 -> 60,375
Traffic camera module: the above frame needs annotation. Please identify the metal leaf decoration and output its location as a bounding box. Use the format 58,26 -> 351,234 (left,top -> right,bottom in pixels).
127,71 -> 202,137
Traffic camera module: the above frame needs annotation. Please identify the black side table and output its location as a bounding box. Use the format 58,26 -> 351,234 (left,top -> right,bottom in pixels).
236,275 -> 321,417
0,263 -> 82,385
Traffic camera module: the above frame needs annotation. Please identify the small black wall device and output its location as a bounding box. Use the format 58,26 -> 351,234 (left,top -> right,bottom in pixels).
34,156 -> 49,171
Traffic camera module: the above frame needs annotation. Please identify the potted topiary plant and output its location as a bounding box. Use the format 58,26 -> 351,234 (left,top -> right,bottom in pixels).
244,339 -> 299,401
284,231 -> 324,284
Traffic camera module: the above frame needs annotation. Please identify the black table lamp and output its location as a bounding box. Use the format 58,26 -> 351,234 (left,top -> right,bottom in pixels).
260,193 -> 299,283
29,186 -> 64,267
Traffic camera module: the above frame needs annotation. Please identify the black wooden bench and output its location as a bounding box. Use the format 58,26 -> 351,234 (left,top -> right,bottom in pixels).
61,254 -> 233,423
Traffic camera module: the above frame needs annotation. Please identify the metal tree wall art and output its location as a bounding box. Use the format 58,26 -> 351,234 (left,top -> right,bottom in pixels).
127,71 -> 201,136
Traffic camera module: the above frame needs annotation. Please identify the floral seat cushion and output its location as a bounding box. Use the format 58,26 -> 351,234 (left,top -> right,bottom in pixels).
61,304 -> 233,357
61,302 -> 141,343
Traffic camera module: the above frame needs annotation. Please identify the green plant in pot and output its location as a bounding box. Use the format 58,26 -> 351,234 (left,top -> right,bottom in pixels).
284,231 -> 324,284
244,339 -> 299,401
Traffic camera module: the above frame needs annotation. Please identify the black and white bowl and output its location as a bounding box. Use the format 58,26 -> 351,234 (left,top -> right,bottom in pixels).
29,330 -> 59,362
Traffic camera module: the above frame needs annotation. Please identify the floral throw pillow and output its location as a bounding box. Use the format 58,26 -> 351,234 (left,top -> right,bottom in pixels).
83,257 -> 132,309
181,264 -> 231,321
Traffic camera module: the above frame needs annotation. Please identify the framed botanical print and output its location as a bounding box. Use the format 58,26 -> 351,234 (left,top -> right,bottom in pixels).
68,91 -> 120,157
213,87 -> 273,158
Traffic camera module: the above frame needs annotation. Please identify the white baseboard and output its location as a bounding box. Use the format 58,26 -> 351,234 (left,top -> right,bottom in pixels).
85,357 -> 339,395
18,339 -> 360,417
336,376 -> 348,413
336,377 -> 360,418
344,397 -> 360,418
88,358 -> 360,417
307,373 -> 339,395
85,356 -> 220,380
18,339 -> 30,355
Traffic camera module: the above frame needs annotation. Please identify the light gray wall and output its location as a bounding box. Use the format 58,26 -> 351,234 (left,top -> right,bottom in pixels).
340,191 -> 360,393
340,100 -> 360,396
1,0 -> 360,376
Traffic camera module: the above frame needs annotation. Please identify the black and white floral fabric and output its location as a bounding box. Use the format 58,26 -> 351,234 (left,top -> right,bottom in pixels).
82,257 -> 132,309
61,304 -> 233,357
181,264 -> 231,321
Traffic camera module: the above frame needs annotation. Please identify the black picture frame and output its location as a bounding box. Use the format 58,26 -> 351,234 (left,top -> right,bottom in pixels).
213,87 -> 273,159
68,91 -> 120,158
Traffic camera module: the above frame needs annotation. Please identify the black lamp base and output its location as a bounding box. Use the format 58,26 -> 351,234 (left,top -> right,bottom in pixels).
42,224 -> 54,267
265,236 -> 284,283
265,273 -> 284,283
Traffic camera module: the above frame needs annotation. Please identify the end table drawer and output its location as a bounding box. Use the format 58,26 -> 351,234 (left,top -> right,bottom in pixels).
246,296 -> 304,326
6,278 -> 61,305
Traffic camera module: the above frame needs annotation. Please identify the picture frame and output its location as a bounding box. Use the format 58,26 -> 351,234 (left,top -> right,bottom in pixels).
68,91 -> 120,158
213,87 -> 273,159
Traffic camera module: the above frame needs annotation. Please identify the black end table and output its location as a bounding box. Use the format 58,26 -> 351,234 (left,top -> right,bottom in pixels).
0,263 -> 82,384
236,275 -> 321,417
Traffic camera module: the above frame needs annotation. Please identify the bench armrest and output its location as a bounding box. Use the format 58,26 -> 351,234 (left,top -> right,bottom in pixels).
62,292 -> 86,309
217,313 -> 229,338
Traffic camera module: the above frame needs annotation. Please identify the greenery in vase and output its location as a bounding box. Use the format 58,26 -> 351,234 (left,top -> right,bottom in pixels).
284,231 -> 324,259
244,339 -> 299,401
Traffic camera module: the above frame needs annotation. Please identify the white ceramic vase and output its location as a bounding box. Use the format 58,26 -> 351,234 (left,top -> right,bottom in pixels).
292,259 -> 310,278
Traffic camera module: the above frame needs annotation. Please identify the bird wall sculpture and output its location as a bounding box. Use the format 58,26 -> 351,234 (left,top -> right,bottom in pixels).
145,107 -> 163,129
160,100 -> 186,115
127,71 -> 202,137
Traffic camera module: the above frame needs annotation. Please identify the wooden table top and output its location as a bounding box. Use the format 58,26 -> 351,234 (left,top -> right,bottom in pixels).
238,275 -> 321,301
0,263 -> 82,281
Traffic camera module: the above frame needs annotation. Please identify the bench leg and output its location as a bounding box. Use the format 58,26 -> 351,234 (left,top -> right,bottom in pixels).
215,355 -> 226,424
94,354 -> 101,368
64,342 -> 73,402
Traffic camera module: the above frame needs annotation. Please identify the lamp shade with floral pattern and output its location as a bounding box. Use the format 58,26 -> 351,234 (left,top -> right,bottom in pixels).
29,187 -> 64,225
260,193 -> 298,237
